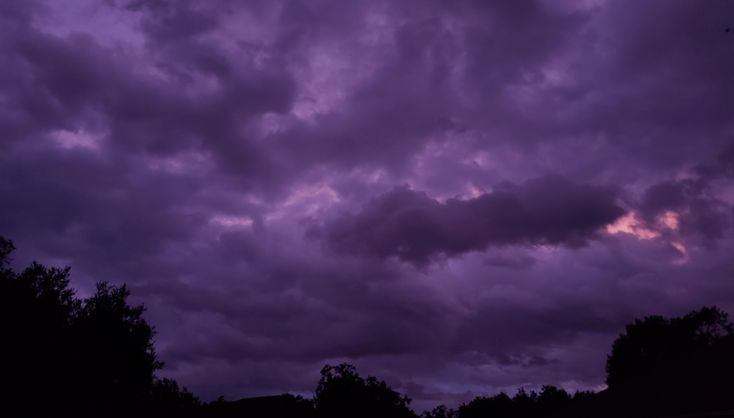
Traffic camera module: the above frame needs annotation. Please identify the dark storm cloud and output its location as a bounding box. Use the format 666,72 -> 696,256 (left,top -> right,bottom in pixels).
122,0 -> 223,41
566,0 -> 734,168
2,0 -> 297,192
641,178 -> 731,245
267,0 -> 588,173
639,143 -> 734,246
2,0 -> 734,411
315,176 -> 624,264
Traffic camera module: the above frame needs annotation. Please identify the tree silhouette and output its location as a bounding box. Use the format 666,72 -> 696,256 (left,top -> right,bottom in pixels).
536,385 -> 571,413
0,236 -> 181,417
1,239 -> 80,416
421,405 -> 456,418
146,378 -> 201,418
458,392 -> 514,418
0,236 -> 14,267
72,282 -> 163,416
314,364 -> 417,418
203,393 -> 314,418
606,306 -> 733,387
456,386 -> 574,418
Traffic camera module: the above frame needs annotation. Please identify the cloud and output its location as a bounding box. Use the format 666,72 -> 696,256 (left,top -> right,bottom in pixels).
640,176 -> 731,246
1,0 -> 734,411
313,176 -> 625,265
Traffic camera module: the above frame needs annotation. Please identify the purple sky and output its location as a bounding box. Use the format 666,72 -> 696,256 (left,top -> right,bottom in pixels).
2,0 -> 734,411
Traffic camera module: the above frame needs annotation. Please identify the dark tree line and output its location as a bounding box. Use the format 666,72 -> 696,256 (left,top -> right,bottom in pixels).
2,236 -> 734,417
436,386 -> 594,418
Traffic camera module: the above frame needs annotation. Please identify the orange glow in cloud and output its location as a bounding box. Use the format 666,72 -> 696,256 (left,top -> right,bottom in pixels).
607,211 -> 689,264
671,241 -> 687,255
606,212 -> 659,240
658,210 -> 680,231
671,241 -> 688,264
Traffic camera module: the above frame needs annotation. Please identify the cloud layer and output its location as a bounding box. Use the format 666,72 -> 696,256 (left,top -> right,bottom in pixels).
1,0 -> 734,411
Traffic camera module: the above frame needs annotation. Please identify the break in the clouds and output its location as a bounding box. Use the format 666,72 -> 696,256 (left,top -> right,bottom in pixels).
1,0 -> 734,411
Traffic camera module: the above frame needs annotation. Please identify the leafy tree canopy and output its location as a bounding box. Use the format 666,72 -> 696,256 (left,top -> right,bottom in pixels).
315,363 -> 416,418
0,236 -> 197,418
606,306 -> 733,387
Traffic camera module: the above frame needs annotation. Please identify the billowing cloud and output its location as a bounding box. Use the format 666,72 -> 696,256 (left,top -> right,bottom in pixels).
1,0 -> 734,412
313,176 -> 624,264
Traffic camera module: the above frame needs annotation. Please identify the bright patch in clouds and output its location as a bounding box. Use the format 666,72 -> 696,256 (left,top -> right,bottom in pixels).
606,212 -> 659,240
658,210 -> 680,231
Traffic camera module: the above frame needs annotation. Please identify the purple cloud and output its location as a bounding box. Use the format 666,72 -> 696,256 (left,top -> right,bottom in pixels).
313,176 -> 624,265
2,0 -> 734,412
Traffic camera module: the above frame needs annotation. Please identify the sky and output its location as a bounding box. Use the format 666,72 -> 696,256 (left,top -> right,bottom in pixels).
1,0 -> 734,411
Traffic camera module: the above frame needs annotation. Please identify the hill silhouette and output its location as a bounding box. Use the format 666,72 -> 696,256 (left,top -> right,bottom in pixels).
2,235 -> 734,417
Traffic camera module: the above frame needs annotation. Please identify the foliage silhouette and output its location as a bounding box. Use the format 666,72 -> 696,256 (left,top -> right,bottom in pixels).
146,378 -> 202,418
421,404 -> 457,418
456,385 -> 576,418
314,363 -> 417,418
606,306 -> 733,387
0,236 -> 198,417
203,394 -> 314,418
589,306 -> 734,417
